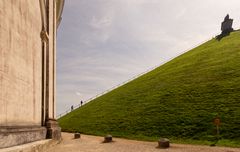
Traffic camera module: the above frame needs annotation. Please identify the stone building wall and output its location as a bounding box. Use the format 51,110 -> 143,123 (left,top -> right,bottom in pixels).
0,0 -> 64,148
0,0 -> 42,126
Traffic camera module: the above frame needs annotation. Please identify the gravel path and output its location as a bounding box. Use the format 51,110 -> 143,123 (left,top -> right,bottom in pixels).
46,132 -> 240,152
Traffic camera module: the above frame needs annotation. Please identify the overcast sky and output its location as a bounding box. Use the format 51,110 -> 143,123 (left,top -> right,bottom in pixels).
56,0 -> 240,116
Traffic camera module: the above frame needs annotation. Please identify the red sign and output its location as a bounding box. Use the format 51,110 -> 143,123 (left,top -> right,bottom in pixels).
214,117 -> 221,126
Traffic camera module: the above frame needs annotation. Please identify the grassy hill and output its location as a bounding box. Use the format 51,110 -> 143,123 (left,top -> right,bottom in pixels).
58,31 -> 240,147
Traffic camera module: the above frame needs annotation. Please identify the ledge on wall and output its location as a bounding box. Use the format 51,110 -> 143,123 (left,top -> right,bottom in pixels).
0,126 -> 47,149
0,139 -> 58,152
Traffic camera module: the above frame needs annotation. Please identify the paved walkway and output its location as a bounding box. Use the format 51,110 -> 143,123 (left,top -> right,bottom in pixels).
46,132 -> 240,152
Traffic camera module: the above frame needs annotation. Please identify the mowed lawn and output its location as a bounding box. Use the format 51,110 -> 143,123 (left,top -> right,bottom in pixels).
59,31 -> 240,147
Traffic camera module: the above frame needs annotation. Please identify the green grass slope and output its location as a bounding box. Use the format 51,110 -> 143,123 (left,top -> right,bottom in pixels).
59,31 -> 240,146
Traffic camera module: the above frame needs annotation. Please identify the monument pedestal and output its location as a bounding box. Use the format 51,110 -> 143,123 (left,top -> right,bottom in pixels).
0,126 -> 47,149
46,119 -> 61,140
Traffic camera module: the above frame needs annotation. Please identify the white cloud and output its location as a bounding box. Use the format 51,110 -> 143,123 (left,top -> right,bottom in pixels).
75,91 -> 82,96
89,16 -> 113,29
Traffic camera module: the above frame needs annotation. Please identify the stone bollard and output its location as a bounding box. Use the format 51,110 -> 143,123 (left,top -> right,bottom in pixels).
158,138 -> 170,148
103,135 -> 113,143
74,133 -> 81,139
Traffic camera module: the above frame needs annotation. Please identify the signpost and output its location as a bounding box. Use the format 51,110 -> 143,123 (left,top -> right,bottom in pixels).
213,117 -> 221,145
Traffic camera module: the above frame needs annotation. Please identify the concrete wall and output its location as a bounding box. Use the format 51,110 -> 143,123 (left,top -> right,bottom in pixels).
0,0 -> 42,126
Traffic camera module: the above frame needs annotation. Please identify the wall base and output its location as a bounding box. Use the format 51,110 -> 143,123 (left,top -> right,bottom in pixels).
0,139 -> 58,152
46,119 -> 61,140
0,126 -> 47,149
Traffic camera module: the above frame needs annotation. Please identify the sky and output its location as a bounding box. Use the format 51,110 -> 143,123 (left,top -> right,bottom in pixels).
56,0 -> 240,116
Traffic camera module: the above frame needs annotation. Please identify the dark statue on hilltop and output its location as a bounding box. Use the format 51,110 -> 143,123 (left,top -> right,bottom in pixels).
221,14 -> 233,34
216,14 -> 234,41
224,14 -> 230,21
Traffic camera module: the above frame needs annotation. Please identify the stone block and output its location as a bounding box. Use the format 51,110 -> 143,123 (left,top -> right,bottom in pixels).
158,138 -> 170,148
103,135 -> 113,143
46,119 -> 61,140
0,126 -> 47,149
74,133 -> 81,139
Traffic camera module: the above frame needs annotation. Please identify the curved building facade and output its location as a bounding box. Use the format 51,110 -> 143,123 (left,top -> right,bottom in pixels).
0,0 -> 64,148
